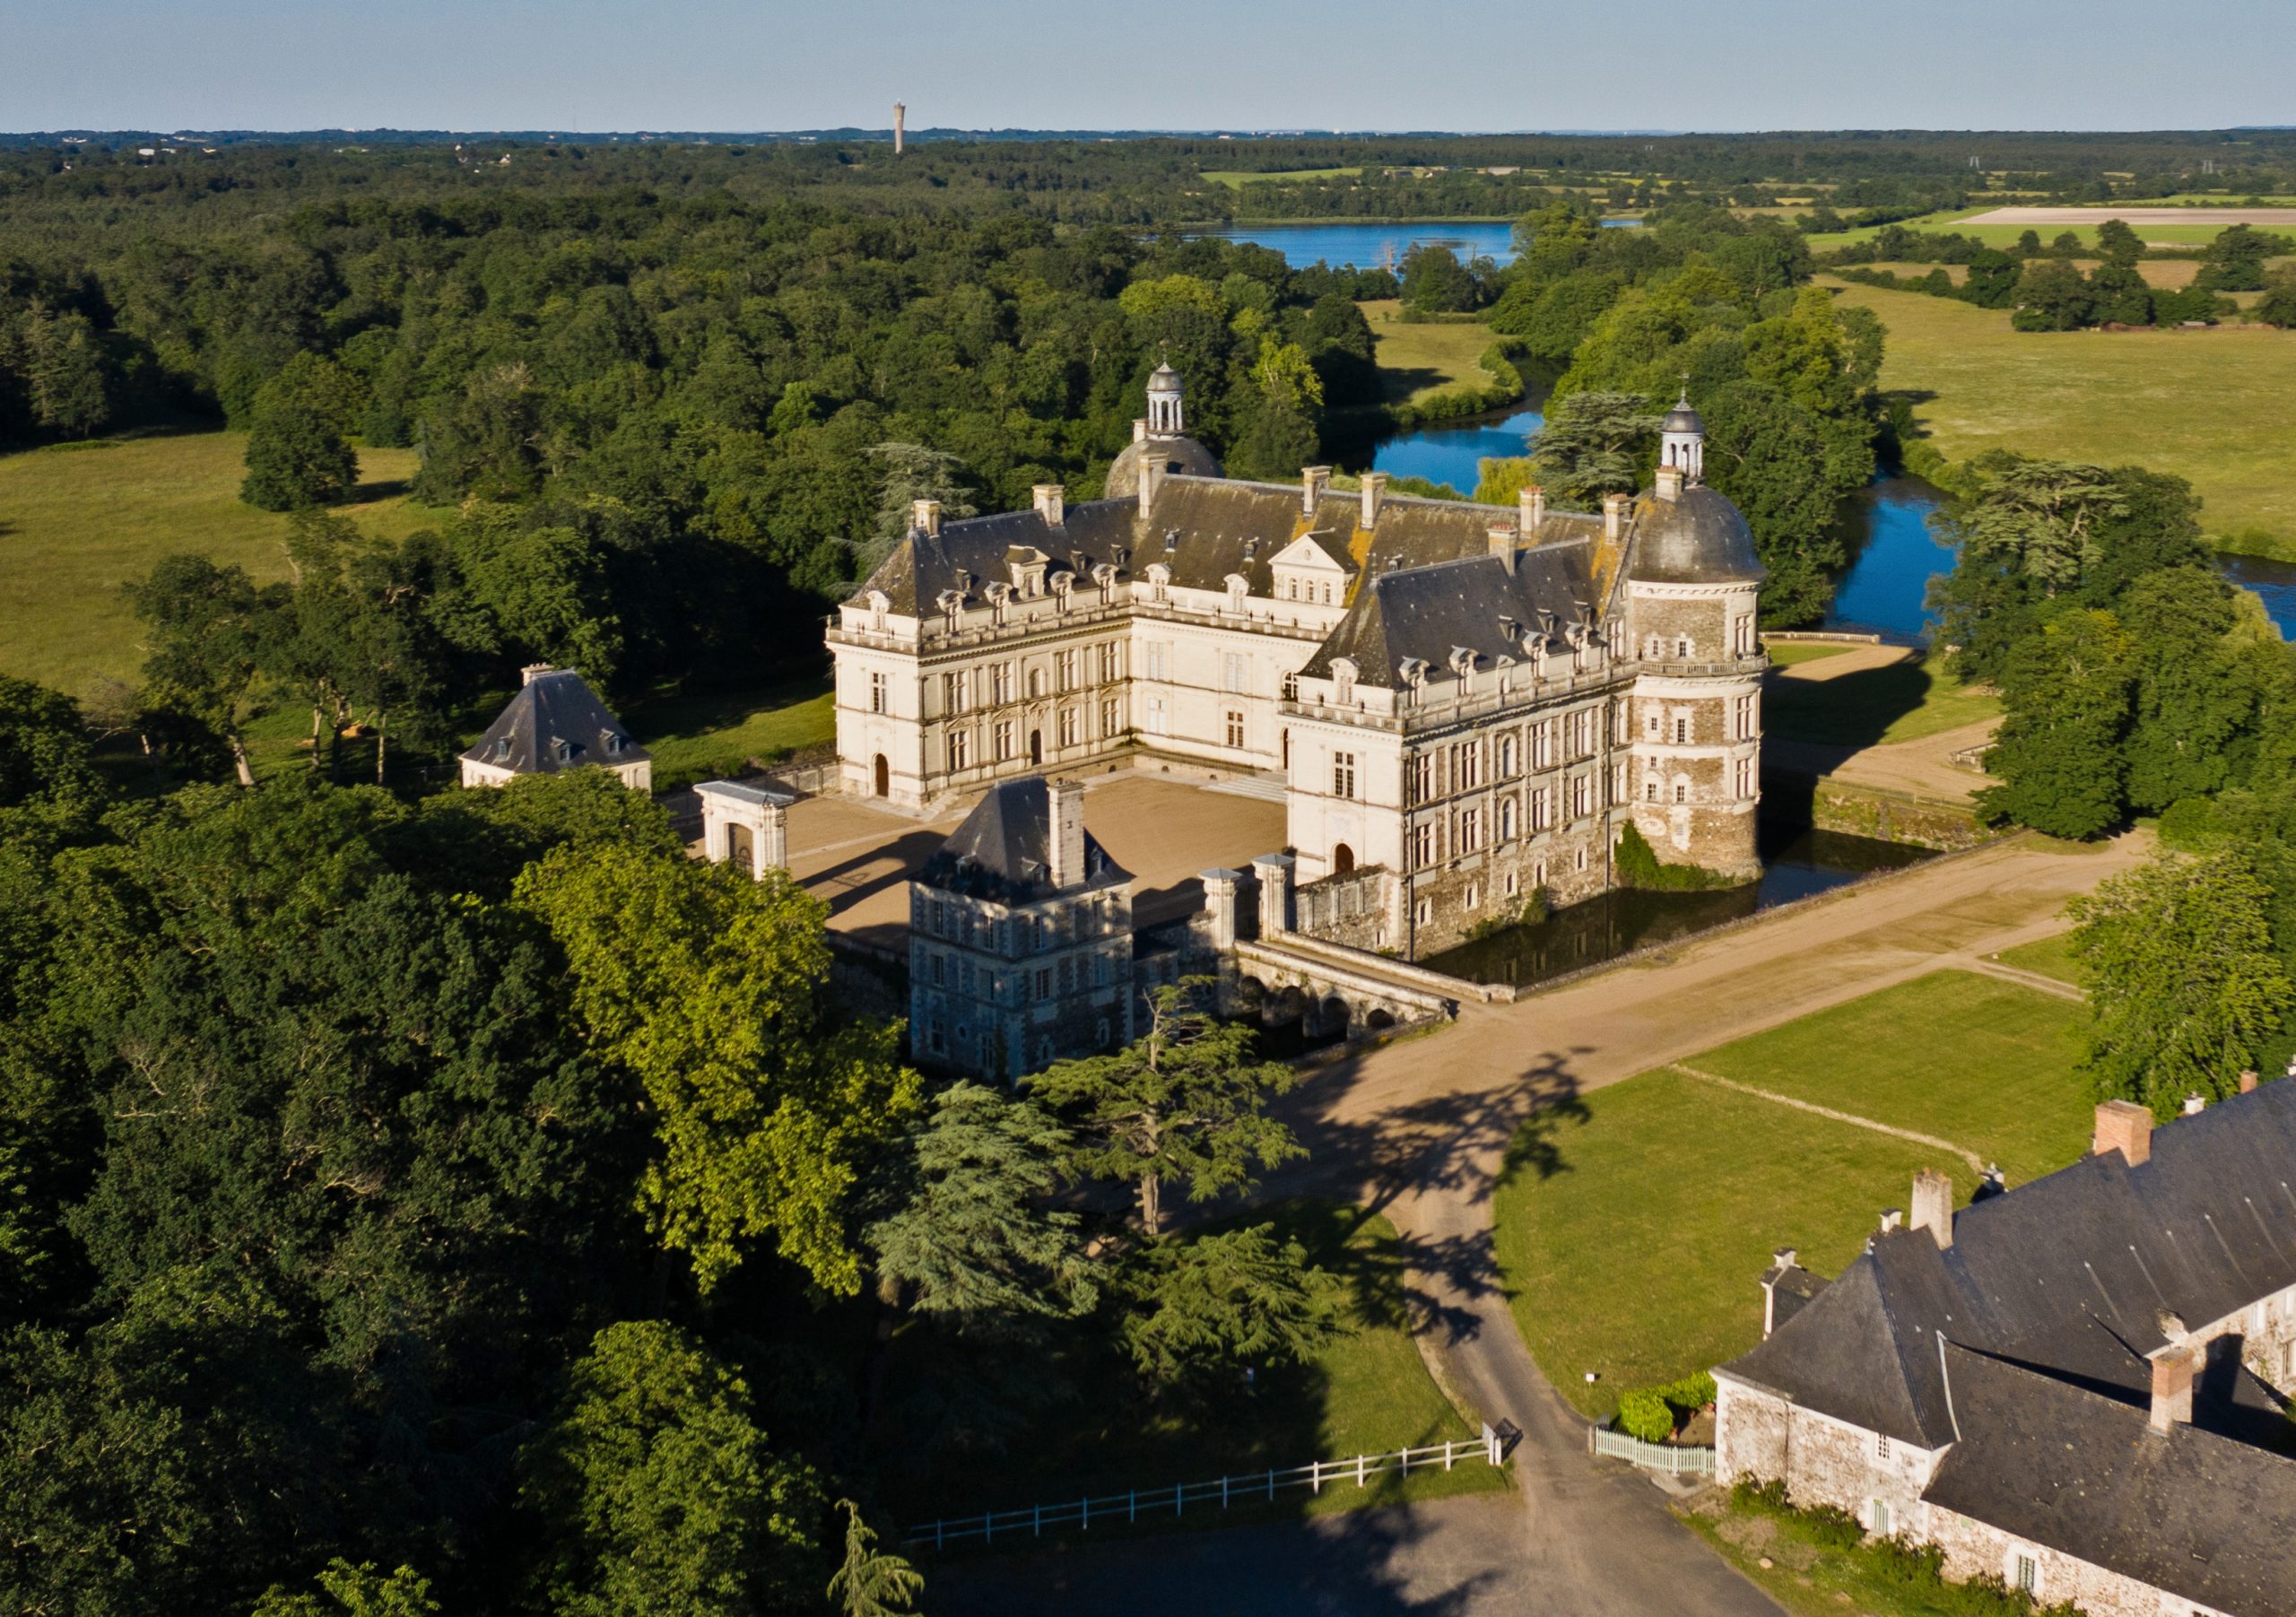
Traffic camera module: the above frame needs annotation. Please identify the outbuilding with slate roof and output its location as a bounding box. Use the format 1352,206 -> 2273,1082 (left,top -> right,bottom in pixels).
1715,1082 -> 2296,1617
459,665 -> 651,792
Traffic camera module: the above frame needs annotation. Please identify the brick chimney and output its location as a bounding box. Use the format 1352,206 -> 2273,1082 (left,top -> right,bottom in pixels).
1137,456 -> 1163,517
1603,491 -> 1631,542
1301,465 -> 1331,514
2093,1100 -> 2152,1166
1760,1246 -> 1798,1338
1360,472 -> 1389,530
520,663 -> 555,686
2240,1069 -> 2260,1093
1488,520 -> 1518,576
912,498 -> 942,538
1519,484 -> 1545,534
2148,1344 -> 2196,1434
1911,1168 -> 1953,1249
1047,778 -> 1086,891
1032,483 -> 1065,527
1133,417 -> 1150,444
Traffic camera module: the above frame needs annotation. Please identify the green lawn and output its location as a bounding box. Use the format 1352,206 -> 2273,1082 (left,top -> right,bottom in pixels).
1493,971 -> 2091,1421
1805,207 -> 2239,250
878,1202 -> 1504,1528
1356,300 -> 1507,407
622,677 -> 837,790
1827,280 -> 2296,554
1761,641 -> 1855,667
1995,928 -> 2084,987
1203,167 -> 1362,187
1765,651 -> 2002,748
0,428 -> 439,700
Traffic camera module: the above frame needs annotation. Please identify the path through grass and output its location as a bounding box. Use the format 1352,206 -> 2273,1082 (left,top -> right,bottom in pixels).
1493,970 -> 2091,1420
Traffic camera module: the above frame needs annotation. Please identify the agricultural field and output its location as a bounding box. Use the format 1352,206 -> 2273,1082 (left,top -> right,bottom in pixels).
1493,969 -> 2090,1421
1804,207 -> 2243,251
0,428 -> 434,700
1829,280 -> 2296,554
1202,167 -> 1363,187
1355,300 -> 1506,406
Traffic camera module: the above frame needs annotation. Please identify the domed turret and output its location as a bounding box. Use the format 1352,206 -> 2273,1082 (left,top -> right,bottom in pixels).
1660,387 -> 1705,483
1105,365 -> 1222,499
1627,484 -> 1765,586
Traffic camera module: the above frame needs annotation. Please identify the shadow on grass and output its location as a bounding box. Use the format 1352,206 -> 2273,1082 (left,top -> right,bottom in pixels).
622,671 -> 831,740
1763,655 -> 1940,751
351,476 -> 413,503
1375,364 -> 1453,404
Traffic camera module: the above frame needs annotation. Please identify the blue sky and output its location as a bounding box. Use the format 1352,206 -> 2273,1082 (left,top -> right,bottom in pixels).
8,0 -> 2292,135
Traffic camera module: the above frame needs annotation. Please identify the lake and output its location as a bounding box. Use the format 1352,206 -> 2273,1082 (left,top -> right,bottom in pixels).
1368,405 -> 2296,639
1204,218 -> 1641,270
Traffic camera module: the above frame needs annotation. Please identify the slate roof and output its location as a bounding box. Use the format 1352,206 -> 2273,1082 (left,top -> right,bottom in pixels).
846,476 -> 1605,622
1924,1343 -> 2296,1615
1298,543 -> 1599,689
1104,432 -> 1224,499
461,669 -> 647,777
916,778 -> 1129,906
1724,1080 -> 2296,1449
1626,484 -> 1765,586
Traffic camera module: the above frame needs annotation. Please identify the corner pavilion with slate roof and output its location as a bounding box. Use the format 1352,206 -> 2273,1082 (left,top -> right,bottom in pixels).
828,374 -> 1766,958
907,777 -> 1135,1080
459,665 -> 652,792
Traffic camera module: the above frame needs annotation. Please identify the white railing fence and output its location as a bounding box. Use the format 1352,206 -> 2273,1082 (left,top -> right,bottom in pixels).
1587,1425 -> 1717,1475
905,1434 -> 1507,1550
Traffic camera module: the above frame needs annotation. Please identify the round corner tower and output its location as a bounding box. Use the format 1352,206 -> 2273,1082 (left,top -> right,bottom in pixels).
1622,395 -> 1765,882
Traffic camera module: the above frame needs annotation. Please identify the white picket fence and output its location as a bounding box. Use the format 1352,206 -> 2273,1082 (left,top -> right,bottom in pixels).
1587,1425 -> 1717,1476
905,1434 -> 1507,1550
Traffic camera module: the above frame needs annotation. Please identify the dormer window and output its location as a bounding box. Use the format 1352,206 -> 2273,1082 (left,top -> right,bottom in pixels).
552,737 -> 575,764
1225,573 -> 1249,613
1145,563 -> 1171,604
1333,657 -> 1358,706
867,590 -> 890,634
604,733 -> 625,756
1052,571 -> 1074,608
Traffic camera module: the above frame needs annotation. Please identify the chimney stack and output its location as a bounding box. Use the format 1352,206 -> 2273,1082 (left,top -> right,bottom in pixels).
2148,1344 -> 2196,1434
1603,491 -> 1631,542
1137,456 -> 1163,517
1301,465 -> 1331,514
1760,1247 -> 1799,1338
1488,520 -> 1518,576
2182,1092 -> 2207,1116
1133,417 -> 1150,444
2093,1100 -> 2152,1166
1911,1168 -> 1953,1249
1047,778 -> 1086,891
1878,1207 -> 1904,1235
1519,484 -> 1545,535
2240,1069 -> 2259,1093
521,663 -> 555,686
912,499 -> 942,538
1361,472 -> 1389,530
1032,483 -> 1065,527
1656,464 -> 1684,502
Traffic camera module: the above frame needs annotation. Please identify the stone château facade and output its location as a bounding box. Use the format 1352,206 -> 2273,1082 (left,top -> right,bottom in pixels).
828,374 -> 1765,958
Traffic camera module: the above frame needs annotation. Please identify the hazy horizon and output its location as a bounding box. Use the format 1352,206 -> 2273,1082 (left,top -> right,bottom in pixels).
8,0 -> 2291,139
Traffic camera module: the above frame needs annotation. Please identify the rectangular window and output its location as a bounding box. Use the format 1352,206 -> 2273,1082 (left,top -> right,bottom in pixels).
1674,716 -> 1690,745
1736,757 -> 1753,798
1454,741 -> 1482,790
1100,697 -> 1120,737
1534,722 -> 1553,769
1059,708 -> 1079,747
1035,967 -> 1053,1001
1871,1500 -> 1891,1536
1876,1434 -> 1892,1460
1571,775 -> 1590,818
942,671 -> 965,713
1146,642 -> 1170,682
1459,806 -> 1481,852
2013,1555 -> 2036,1595
1145,696 -> 1168,735
1532,787 -> 1552,830
1332,752 -> 1357,799
947,731 -> 970,771
1057,649 -> 1077,691
994,721 -> 1013,761
1409,755 -> 1435,806
993,663 -> 1013,704
931,952 -> 945,987
1224,709 -> 1245,749
1100,642 -> 1120,682
1222,651 -> 1247,694
1411,822 -> 1435,869
869,672 -> 888,714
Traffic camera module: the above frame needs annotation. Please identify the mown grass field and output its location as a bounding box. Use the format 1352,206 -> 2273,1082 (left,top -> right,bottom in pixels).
879,1201 -> 1506,1527
1493,970 -> 2091,1421
1202,167 -> 1362,187
1995,928 -> 2083,987
1355,300 -> 1505,406
1828,280 -> 2296,553
0,428 -> 436,700
1761,641 -> 1854,667
1805,207 -> 2240,250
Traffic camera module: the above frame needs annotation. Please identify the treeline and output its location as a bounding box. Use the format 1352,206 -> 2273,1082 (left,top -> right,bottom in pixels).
4,196 -> 1399,717
1931,456 -> 2296,1106
0,673 -> 1348,1613
1825,219 -> 2289,330
1471,201 -> 1882,622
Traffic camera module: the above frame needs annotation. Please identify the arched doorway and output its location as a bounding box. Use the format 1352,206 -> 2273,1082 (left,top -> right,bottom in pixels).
1028,730 -> 1042,766
1331,842 -> 1355,875
872,754 -> 890,797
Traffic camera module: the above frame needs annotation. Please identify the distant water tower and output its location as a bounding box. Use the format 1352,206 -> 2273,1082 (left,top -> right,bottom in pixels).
893,101 -> 905,156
